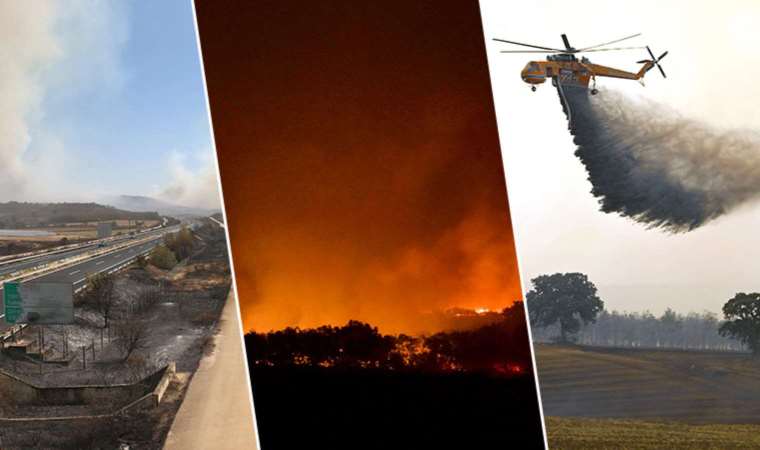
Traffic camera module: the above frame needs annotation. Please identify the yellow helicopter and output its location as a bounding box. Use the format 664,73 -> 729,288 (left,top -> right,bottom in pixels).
493,33 -> 667,94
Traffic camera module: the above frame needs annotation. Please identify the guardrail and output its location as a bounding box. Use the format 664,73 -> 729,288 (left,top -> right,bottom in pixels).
0,225 -> 177,269
72,246 -> 154,294
0,232 -> 169,289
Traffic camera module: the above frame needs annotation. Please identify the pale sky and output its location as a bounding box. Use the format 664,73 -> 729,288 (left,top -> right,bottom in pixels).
480,0 -> 760,315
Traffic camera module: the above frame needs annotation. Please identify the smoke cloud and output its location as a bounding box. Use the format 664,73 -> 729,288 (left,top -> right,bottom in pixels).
0,1 -> 60,198
0,1 -> 129,202
559,86 -> 760,232
1,2 -> 217,209
157,151 -> 221,210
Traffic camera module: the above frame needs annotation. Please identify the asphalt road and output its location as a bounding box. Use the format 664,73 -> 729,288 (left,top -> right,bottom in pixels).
32,238 -> 161,290
164,294 -> 259,450
0,227 -> 173,279
0,227 -> 179,330
0,245 -> 97,278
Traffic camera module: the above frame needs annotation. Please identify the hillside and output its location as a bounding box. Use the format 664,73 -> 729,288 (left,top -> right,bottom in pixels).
103,195 -> 217,217
0,202 -> 160,228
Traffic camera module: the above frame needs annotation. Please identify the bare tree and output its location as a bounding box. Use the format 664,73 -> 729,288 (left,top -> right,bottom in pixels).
114,320 -> 149,361
82,273 -> 117,329
132,284 -> 161,315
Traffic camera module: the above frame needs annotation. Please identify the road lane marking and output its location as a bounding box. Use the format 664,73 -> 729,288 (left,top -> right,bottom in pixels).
69,270 -> 80,275
95,261 -> 104,265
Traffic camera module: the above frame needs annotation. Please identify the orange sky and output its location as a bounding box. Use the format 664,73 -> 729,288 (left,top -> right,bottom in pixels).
196,0 -> 522,334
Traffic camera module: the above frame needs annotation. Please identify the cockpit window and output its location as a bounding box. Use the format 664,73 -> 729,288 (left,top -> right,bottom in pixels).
528,63 -> 539,72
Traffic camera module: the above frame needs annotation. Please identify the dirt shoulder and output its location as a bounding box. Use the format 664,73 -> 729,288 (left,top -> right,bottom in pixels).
164,292 -> 257,450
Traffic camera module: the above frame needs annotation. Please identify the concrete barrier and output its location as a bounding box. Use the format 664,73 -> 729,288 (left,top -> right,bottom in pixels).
0,363 -> 175,416
119,362 -> 176,414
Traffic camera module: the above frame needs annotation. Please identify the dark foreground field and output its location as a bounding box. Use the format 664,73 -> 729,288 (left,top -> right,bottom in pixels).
251,366 -> 545,449
536,344 -> 760,448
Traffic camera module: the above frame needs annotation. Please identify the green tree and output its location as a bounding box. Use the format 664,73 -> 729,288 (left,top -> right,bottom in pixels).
164,227 -> 194,260
526,272 -> 604,343
719,293 -> 760,355
149,245 -> 178,270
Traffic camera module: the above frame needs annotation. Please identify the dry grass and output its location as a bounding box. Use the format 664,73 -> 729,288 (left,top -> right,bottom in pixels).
547,416 -> 760,449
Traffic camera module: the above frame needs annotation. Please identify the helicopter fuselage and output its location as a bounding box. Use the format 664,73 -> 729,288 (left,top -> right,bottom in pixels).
521,56 -> 653,89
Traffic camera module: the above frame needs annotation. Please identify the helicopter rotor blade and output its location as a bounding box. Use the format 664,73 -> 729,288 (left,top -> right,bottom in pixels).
577,33 -> 642,52
657,51 -> 668,61
657,64 -> 667,78
580,46 -> 646,53
646,46 -> 656,60
492,38 -> 564,52
561,34 -> 572,51
500,50 -> 563,54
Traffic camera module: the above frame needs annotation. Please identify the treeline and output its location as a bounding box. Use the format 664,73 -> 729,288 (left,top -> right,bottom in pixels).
245,302 -> 533,374
531,308 -> 746,352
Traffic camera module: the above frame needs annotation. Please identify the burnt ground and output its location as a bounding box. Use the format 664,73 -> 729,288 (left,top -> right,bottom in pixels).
251,365 -> 545,450
0,223 -> 233,449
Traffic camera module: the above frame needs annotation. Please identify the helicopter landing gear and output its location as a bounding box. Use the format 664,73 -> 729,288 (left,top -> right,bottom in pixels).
590,75 -> 598,95
591,88 -> 598,95
531,86 -> 536,92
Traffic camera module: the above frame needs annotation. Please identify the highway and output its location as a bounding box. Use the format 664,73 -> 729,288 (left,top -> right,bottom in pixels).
0,228 -> 171,279
0,244 -> 97,279
0,226 -> 180,329
32,238 -> 161,290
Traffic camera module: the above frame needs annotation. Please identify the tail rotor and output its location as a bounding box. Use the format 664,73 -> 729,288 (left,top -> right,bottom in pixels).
637,46 -> 668,78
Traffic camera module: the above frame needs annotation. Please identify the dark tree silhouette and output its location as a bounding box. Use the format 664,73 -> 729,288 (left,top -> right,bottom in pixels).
244,304 -> 534,373
526,272 -> 603,343
719,293 -> 760,355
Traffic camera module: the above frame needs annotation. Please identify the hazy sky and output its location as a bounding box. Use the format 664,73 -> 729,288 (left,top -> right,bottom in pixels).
481,0 -> 760,314
1,0 -> 219,208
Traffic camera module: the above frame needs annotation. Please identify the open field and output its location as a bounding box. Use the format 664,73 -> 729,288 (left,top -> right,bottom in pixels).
537,344 -> 760,447
547,417 -> 760,449
536,344 -> 760,423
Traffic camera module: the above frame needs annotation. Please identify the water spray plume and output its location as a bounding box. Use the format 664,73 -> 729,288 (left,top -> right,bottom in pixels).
558,86 -> 760,232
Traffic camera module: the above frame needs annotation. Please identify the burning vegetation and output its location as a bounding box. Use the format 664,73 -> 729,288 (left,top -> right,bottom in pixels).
245,302 -> 532,375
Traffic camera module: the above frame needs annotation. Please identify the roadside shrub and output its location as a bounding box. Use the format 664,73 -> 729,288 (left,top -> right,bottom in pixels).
149,245 -> 177,270
135,253 -> 148,268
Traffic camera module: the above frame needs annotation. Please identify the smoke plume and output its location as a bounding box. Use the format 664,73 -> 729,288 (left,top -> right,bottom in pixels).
0,1 -> 128,201
157,151 -> 221,210
0,2 -> 60,198
559,86 -> 760,232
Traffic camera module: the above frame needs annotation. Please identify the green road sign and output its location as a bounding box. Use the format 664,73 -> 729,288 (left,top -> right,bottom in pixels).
3,282 -> 23,324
